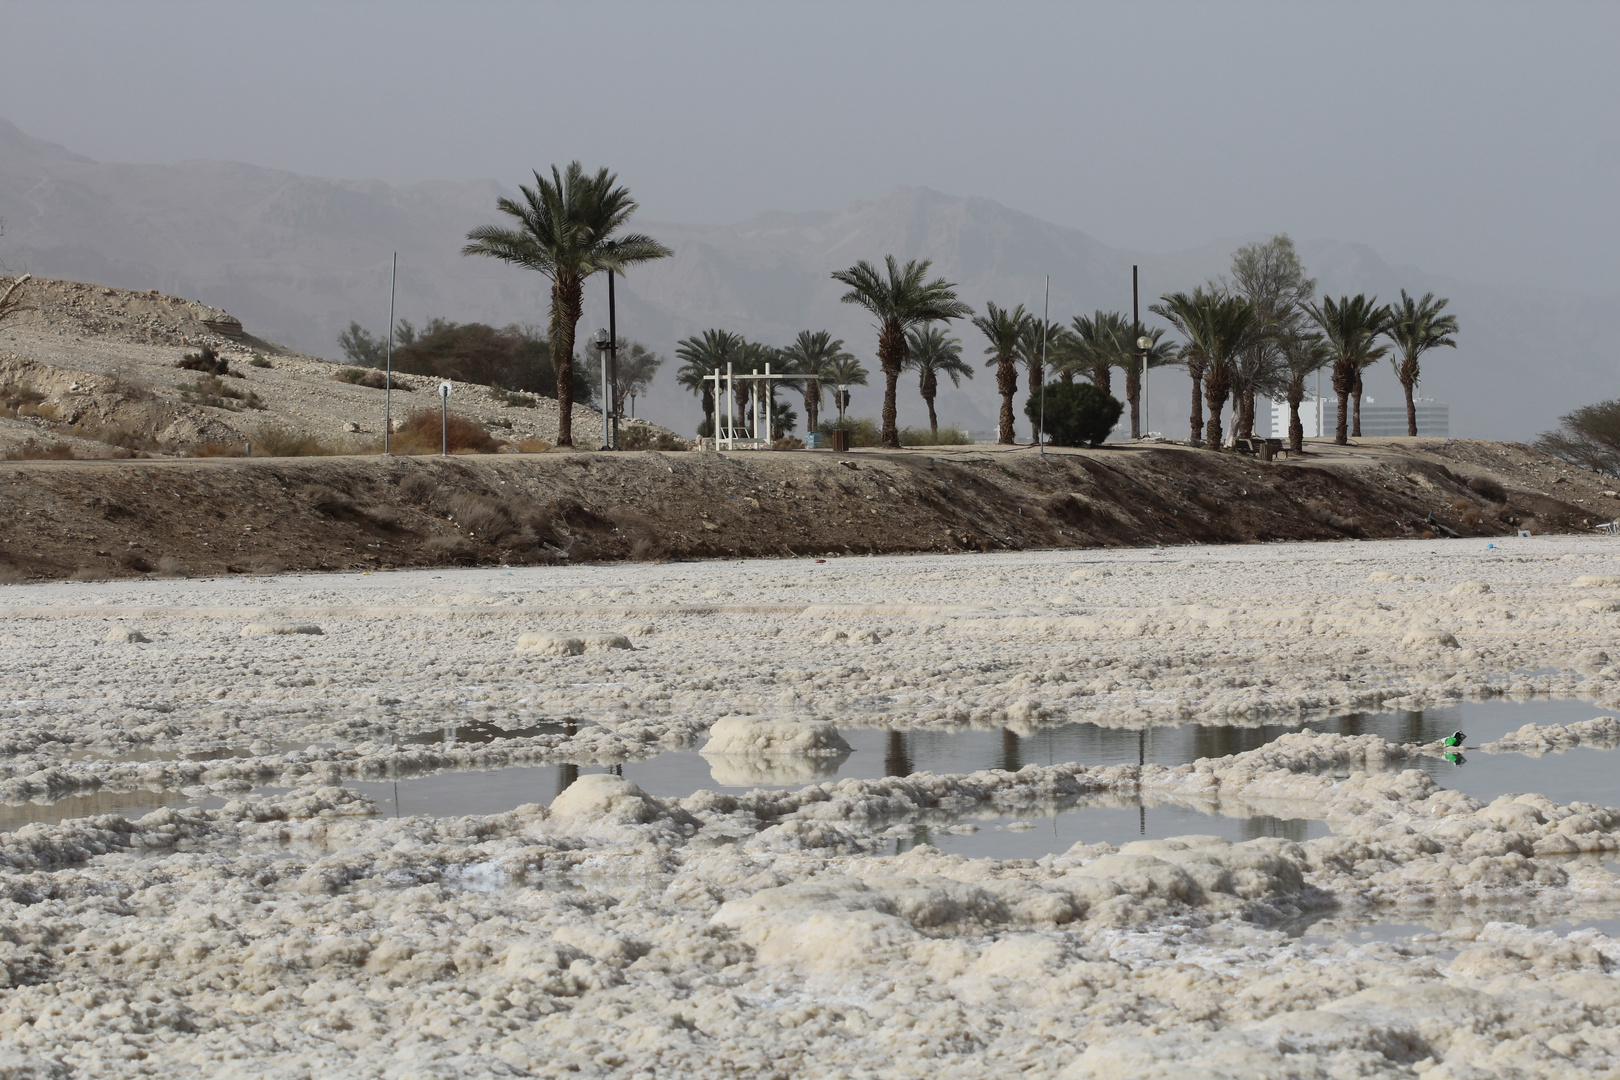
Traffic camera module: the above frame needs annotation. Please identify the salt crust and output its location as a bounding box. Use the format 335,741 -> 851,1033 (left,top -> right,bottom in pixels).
8,539 -> 1620,1074
237,622 -> 322,637
1481,715 -> 1620,754
2,731 -> 1620,1075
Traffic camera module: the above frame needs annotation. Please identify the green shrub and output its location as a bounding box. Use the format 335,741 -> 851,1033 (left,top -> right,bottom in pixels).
1027,383 -> 1122,447
899,425 -> 972,446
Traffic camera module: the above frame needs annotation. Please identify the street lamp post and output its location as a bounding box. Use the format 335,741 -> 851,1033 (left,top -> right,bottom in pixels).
437,382 -> 451,456
594,328 -> 612,451
1136,334 -> 1153,438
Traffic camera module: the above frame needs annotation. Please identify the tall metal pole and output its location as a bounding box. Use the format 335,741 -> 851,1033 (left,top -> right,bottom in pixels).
1039,275 -> 1049,455
599,331 -> 610,451
1132,264 -> 1141,440
385,252 -> 396,454
607,271 -> 619,450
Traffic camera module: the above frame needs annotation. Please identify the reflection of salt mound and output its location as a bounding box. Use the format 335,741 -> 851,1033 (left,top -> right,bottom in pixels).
703,751 -> 850,787
701,715 -> 853,787
701,715 -> 851,756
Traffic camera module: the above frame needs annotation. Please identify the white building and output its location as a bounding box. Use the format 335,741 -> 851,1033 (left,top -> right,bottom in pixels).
1266,396 -> 1449,439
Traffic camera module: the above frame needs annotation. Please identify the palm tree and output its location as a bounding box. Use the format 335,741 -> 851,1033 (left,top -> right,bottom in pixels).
676,328 -> 742,437
973,302 -> 1033,444
733,339 -> 780,439
819,353 -> 870,423
1152,288 -> 1258,447
831,256 -> 972,449
779,330 -> 851,433
905,324 -> 973,433
1063,312 -> 1132,397
1281,330 -> 1331,453
1385,290 -> 1459,436
462,163 -> 672,446
1015,318 -> 1062,443
1306,294 -> 1390,445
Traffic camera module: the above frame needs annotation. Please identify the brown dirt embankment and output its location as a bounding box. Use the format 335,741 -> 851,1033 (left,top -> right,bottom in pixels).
0,438 -> 1611,582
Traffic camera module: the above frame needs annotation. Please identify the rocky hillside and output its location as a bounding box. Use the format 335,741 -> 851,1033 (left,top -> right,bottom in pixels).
0,276 -> 652,456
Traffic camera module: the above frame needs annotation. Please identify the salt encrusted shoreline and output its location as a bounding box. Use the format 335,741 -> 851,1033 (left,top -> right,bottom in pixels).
5,536 -> 1620,1076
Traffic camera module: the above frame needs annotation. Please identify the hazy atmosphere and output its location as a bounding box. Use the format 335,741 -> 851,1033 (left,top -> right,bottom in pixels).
3,1 -> 1617,440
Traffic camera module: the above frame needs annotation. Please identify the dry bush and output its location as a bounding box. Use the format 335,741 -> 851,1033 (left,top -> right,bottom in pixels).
251,425 -> 335,457
79,425 -> 158,454
516,436 -> 552,453
439,492 -> 518,543
302,485 -> 353,516
71,566 -> 110,582
0,565 -> 27,584
0,382 -> 45,417
334,367 -> 410,391
191,441 -> 247,457
249,356 -> 273,369
1467,475 -> 1507,502
176,346 -> 232,376
4,438 -> 76,460
396,473 -> 438,503
608,509 -> 665,560
390,409 -> 503,455
620,427 -> 688,451
424,535 -> 476,563
178,374 -> 265,412
114,550 -> 152,573
104,371 -> 154,402
1450,498 -> 1475,513
248,555 -> 285,575
490,387 -> 537,408
155,555 -> 188,577
364,505 -> 405,530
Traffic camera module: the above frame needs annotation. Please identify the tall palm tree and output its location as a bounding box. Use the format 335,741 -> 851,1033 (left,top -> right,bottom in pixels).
1306,294 -> 1390,445
675,328 -> 742,437
1063,311 -> 1132,397
1015,318 -> 1062,443
905,324 -> 973,433
1385,290 -> 1459,436
831,256 -> 972,449
779,330 -> 851,433
819,353 -> 870,423
973,302 -> 1033,444
1152,288 -> 1258,447
1281,330 -> 1331,453
462,163 -> 671,446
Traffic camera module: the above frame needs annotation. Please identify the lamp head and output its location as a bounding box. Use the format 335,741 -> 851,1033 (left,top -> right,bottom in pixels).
1136,335 -> 1153,351
594,328 -> 609,349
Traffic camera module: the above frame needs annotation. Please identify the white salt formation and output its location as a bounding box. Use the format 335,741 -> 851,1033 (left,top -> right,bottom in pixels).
238,621 -> 322,637
3,536 -> 1620,1075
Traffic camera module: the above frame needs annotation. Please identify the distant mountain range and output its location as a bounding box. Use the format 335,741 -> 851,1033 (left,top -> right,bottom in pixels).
1,117 -> 1611,441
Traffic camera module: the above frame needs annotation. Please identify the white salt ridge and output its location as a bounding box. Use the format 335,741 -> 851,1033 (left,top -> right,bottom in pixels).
8,539 -> 1620,1074
1482,715 -> 1620,754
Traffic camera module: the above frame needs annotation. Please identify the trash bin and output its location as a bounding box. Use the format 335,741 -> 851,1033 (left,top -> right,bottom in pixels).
1259,441 -> 1275,462
829,430 -> 850,452
807,431 -> 825,449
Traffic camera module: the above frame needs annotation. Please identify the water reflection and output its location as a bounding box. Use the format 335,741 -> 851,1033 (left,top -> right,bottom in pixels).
399,719 -> 581,746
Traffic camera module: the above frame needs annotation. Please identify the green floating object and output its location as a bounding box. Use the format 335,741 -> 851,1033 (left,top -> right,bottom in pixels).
1442,730 -> 1467,748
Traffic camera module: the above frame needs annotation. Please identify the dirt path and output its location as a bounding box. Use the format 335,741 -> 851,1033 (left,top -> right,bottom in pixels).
0,437 -> 1610,582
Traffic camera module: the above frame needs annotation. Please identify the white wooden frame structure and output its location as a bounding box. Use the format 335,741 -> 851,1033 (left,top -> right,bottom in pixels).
704,362 -> 788,450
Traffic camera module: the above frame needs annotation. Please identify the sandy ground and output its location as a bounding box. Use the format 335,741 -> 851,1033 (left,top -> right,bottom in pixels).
1,435 -> 1616,582
3,538 -> 1620,1076
0,276 -> 624,453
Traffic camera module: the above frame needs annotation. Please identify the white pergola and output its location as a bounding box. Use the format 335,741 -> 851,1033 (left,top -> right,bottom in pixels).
704,362 -> 789,450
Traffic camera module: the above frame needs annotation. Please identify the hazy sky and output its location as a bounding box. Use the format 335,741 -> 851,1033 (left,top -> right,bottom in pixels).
4,1 -> 1617,296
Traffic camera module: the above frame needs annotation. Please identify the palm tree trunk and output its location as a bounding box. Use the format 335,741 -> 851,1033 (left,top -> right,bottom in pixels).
1092,365 -> 1111,398
878,322 -> 905,449
1204,370 -> 1229,449
701,387 -> 714,437
1331,358 -> 1354,446
1402,374 -> 1417,437
1188,368 -> 1204,447
922,370 -> 939,433
1238,389 -> 1256,441
804,378 -> 820,432
997,356 -> 1017,444
1351,371 -> 1364,438
1125,361 -> 1141,439
925,394 -> 939,433
1287,379 -> 1305,454
1335,391 -> 1351,444
550,276 -> 583,447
